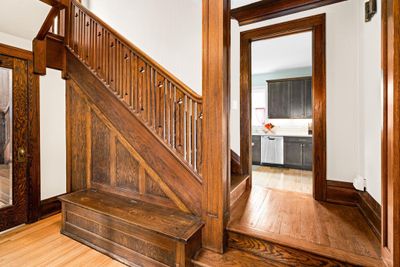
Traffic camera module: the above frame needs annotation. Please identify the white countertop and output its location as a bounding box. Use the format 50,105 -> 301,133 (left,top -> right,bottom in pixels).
252,131 -> 312,138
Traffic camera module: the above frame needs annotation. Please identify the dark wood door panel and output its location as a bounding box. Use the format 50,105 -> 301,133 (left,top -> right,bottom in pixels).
0,56 -> 30,231
252,135 -> 261,164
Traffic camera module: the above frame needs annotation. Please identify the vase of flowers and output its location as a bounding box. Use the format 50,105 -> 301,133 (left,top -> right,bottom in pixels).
264,122 -> 275,132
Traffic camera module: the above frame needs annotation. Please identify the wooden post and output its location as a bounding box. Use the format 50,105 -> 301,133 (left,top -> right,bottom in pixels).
381,0 -> 400,266
202,0 -> 231,253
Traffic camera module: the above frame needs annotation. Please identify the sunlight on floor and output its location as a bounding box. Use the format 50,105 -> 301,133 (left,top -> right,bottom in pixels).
252,165 -> 312,194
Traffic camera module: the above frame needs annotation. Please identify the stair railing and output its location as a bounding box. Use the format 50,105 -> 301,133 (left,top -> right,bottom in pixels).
65,0 -> 203,177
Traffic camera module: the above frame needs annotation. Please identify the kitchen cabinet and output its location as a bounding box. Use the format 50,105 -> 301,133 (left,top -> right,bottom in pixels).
267,77 -> 312,119
284,137 -> 312,170
252,135 -> 261,164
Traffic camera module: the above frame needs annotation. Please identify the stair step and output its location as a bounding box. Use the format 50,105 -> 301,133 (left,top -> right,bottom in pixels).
59,190 -> 203,266
192,248 -> 285,267
227,229 -> 383,267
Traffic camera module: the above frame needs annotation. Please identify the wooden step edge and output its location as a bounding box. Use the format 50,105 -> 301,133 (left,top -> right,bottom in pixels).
191,248 -> 285,267
230,174 -> 250,208
59,191 -> 204,243
227,226 -> 384,267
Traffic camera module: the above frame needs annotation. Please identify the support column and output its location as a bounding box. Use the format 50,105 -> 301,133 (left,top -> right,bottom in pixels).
202,0 -> 231,253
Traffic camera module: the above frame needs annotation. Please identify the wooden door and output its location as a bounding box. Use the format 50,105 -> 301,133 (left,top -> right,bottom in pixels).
305,78 -> 312,118
0,54 -> 30,231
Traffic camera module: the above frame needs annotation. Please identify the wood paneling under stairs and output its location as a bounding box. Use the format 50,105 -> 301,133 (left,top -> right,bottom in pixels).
228,186 -> 383,266
0,214 -> 124,267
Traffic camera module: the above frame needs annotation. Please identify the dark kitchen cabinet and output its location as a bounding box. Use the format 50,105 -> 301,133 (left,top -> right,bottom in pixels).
284,137 -> 312,170
267,77 -> 312,119
268,81 -> 290,118
252,135 -> 261,164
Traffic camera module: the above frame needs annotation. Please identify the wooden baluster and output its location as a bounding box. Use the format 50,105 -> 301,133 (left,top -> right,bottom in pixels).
150,67 -> 156,128
171,85 -> 176,148
191,100 -> 196,168
185,97 -> 192,164
131,52 -> 137,111
165,81 -> 171,144
110,35 -> 115,91
196,105 -> 203,174
146,64 -> 151,122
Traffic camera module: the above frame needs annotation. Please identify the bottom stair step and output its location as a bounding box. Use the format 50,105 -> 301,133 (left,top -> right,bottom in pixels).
59,189 -> 203,267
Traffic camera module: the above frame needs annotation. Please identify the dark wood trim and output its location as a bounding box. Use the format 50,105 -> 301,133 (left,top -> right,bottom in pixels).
381,0 -> 400,265
326,180 -> 358,206
231,150 -> 241,175
358,191 -> 381,241
27,62 -> 41,223
39,196 -> 62,219
240,14 -> 327,201
231,0 -> 347,26
0,43 -> 32,61
202,0 -> 231,253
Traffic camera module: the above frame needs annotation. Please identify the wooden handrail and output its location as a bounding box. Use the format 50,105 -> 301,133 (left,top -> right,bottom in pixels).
69,0 -> 201,101
36,7 -> 61,40
66,0 -> 203,176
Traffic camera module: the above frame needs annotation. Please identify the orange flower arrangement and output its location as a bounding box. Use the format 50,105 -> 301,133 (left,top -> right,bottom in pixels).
264,122 -> 275,131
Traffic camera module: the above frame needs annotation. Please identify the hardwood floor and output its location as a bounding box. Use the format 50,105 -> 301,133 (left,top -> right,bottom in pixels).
0,214 -> 124,267
228,186 -> 382,266
0,164 -> 11,207
253,165 -> 312,194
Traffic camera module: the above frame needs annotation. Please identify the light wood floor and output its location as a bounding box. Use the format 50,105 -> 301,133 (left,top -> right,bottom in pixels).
0,214 -> 124,267
253,165 -> 312,194
228,186 -> 382,265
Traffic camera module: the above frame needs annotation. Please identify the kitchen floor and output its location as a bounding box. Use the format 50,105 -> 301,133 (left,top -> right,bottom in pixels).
252,165 -> 312,194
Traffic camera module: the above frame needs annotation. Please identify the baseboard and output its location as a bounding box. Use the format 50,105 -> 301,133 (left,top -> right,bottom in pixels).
357,191 -> 381,240
40,195 -> 63,219
326,180 -> 381,240
326,180 -> 358,206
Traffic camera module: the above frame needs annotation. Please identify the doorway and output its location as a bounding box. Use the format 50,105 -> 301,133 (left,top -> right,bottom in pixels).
251,32 -> 313,195
0,46 -> 40,232
239,14 -> 327,201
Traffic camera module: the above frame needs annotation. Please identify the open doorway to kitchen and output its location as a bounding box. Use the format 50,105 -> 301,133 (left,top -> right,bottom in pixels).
251,32 -> 313,195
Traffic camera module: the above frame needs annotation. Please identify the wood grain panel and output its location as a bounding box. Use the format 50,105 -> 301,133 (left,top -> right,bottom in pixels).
68,83 -> 88,191
115,140 -> 139,192
90,111 -> 110,185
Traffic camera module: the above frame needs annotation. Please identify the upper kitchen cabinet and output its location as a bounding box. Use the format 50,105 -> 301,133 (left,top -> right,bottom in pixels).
267,77 -> 312,119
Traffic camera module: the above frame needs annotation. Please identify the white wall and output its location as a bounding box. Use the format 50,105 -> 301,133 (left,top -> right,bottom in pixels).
86,0 -> 202,94
40,69 -> 66,200
231,0 -> 361,183
0,32 -> 67,201
231,20 -> 241,155
359,0 -> 382,204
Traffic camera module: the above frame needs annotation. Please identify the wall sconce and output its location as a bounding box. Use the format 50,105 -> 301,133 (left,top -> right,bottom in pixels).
365,0 -> 377,22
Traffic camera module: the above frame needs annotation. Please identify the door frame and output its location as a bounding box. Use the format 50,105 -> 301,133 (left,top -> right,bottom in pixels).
381,0 -> 400,265
239,14 -> 327,201
0,42 -> 41,229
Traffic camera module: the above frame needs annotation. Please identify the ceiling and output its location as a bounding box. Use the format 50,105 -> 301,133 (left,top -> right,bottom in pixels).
251,32 -> 312,75
0,0 -> 50,41
231,0 -> 262,9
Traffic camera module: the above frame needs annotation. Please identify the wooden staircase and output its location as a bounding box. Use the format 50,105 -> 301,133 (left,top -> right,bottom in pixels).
33,0 -> 206,266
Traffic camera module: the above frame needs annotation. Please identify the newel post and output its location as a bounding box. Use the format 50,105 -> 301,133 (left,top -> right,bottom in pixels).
202,0 -> 231,253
